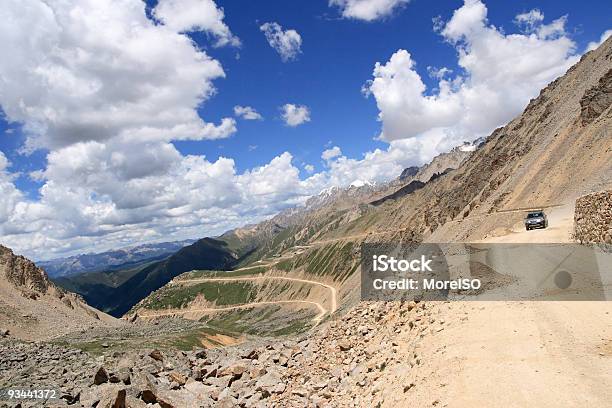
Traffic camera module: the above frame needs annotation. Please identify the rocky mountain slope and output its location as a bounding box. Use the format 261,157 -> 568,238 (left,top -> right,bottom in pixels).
0,300 -> 431,407
326,37 -> 612,244
302,137 -> 482,212
412,138 -> 484,183
0,245 -> 119,341
9,296 -> 606,408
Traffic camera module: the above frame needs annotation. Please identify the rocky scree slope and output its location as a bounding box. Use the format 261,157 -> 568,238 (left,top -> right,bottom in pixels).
0,245 -> 119,341
0,300 -> 439,408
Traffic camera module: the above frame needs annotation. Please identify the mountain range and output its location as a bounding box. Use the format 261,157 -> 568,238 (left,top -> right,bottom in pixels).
51,135 -> 481,317
39,239 -> 195,278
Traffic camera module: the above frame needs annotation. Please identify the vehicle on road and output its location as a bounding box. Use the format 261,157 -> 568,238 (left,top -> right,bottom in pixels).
524,210 -> 548,230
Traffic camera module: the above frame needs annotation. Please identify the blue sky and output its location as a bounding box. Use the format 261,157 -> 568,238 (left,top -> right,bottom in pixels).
176,0 -> 611,173
0,0 -> 610,259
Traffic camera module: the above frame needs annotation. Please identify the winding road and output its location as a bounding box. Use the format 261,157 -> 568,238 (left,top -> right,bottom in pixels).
137,299 -> 328,324
140,275 -> 338,325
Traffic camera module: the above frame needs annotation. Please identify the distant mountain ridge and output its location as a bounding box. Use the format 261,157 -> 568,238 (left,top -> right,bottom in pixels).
55,237 -> 255,317
39,239 -> 196,278
303,136 -> 485,212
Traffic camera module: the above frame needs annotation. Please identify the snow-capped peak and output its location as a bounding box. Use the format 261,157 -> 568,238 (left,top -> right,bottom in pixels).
319,186 -> 340,197
349,179 -> 372,188
458,143 -> 477,152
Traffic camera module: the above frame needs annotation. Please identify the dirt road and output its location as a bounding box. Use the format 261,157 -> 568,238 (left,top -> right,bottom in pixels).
404,300 -> 612,407
482,204 -> 575,243
406,202 -> 612,407
154,275 -> 338,325
136,299 -> 328,324
173,275 -> 338,314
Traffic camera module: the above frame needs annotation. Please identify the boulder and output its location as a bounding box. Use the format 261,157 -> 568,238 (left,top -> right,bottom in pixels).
255,371 -> 286,396
149,349 -> 164,362
94,366 -> 109,385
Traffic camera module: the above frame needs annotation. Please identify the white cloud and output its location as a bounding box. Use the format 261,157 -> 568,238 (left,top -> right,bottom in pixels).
318,137 -> 442,188
0,152 -> 9,171
587,29 -> 612,52
322,146 -> 342,161
0,0 -> 246,259
304,164 -> 315,174
234,105 -> 263,120
0,0 -> 235,152
427,66 -> 453,80
0,153 -> 24,226
363,0 -> 579,155
0,133 -> 427,260
329,0 -> 410,21
0,145 -> 330,259
260,22 -> 302,62
281,104 -> 311,127
514,9 -> 544,32
153,0 -> 240,47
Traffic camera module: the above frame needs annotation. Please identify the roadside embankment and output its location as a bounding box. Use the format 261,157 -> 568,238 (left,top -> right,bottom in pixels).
574,190 -> 612,244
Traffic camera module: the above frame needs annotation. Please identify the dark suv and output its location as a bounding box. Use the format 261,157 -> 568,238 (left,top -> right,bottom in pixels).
524,211 -> 548,230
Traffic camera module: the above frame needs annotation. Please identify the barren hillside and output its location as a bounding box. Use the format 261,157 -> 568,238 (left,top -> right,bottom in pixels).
0,245 -> 120,341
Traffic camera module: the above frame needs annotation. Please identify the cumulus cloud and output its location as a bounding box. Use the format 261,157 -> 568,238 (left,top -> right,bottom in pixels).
587,29 -> 612,52
0,2 -> 436,253
0,146 -> 331,259
322,146 -> 342,161
514,9 -> 544,32
0,0 -> 235,152
0,0 -> 247,259
234,105 -> 263,120
0,153 -> 24,226
153,0 -> 240,47
281,104 -> 311,127
318,138 -> 442,187
260,22 -> 302,62
363,0 -> 579,157
329,0 -> 410,21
